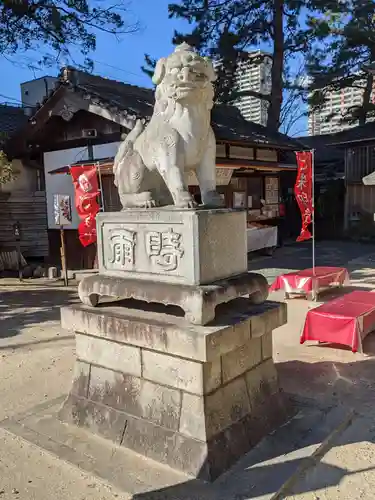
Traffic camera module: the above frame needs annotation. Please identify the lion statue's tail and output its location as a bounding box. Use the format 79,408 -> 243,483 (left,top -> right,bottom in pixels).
113,119 -> 144,187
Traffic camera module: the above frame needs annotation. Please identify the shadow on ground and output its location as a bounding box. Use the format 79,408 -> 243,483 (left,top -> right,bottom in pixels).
129,357 -> 375,499
0,287 -> 78,339
278,354 -> 375,410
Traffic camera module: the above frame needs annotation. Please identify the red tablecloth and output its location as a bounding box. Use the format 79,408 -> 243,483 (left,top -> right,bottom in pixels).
301,291 -> 375,352
270,267 -> 349,295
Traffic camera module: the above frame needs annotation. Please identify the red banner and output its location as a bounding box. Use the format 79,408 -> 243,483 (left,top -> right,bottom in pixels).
70,165 -> 100,247
295,151 -> 313,242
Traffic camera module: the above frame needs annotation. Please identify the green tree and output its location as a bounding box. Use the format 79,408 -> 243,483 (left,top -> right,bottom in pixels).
143,0 -> 310,133
307,0 -> 375,126
0,0 -> 138,69
0,151 -> 17,185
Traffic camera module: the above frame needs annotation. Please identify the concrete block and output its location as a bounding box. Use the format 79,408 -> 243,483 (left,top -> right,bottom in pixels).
205,315 -> 251,360
206,391 -> 289,481
75,333 -> 141,377
61,301 -> 281,363
245,359 -> 279,408
88,365 -> 181,430
96,208 -> 247,286
60,299 -> 289,481
250,311 -> 268,338
62,303 -> 208,361
141,349 -> 221,395
59,390 -> 289,482
142,349 -> 203,394
59,394 -> 127,445
205,377 -> 251,438
261,331 -> 273,360
250,302 -> 287,337
61,299 -> 284,361
71,360 -> 90,398
265,304 -> 287,331
120,410 -> 209,479
203,358 -> 222,393
221,337 -> 262,384
179,393 -> 206,441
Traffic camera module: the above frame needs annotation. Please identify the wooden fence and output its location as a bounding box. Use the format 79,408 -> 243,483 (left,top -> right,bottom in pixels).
0,191 -> 48,257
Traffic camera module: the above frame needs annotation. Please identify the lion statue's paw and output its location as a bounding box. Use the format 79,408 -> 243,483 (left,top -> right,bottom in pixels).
174,191 -> 197,209
185,199 -> 198,209
142,199 -> 158,208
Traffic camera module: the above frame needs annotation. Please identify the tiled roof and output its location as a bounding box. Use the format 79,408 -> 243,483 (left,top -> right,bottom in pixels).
0,105 -> 28,145
285,134 -> 345,180
211,104 -> 304,149
311,122 -> 375,146
298,135 -> 344,163
53,67 -> 304,150
66,69 -> 155,119
7,67 -> 305,153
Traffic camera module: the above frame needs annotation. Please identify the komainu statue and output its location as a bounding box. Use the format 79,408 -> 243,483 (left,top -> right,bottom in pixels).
113,43 -> 224,209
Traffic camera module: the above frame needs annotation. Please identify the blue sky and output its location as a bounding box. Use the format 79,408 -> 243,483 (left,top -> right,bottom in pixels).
0,0 -> 188,104
0,0 -> 307,135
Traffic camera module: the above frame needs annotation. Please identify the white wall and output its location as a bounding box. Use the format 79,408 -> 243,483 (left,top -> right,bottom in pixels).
93,142 -> 121,159
44,142 -> 122,230
21,77 -> 57,115
44,148 -> 88,229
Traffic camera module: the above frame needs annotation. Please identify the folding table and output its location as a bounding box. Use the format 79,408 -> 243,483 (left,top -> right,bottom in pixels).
270,267 -> 350,301
300,291 -> 375,353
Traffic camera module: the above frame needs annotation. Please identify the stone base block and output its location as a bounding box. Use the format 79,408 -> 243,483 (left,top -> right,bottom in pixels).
59,390 -> 288,481
77,271 -> 269,325
96,208 -> 248,286
59,300 -> 289,481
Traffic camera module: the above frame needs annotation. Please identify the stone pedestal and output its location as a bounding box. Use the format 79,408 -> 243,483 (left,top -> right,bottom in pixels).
60,207 -> 289,480
96,208 -> 248,285
79,209 -> 269,325
59,299 -> 288,481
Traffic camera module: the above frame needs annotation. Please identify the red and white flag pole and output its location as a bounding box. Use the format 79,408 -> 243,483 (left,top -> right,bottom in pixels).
311,149 -> 315,276
96,161 -> 105,212
295,149 -> 315,274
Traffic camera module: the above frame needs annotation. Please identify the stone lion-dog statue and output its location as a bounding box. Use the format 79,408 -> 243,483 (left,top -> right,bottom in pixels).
113,43 -> 224,209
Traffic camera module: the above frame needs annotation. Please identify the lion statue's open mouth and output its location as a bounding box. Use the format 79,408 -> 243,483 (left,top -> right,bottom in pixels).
113,43 -> 224,210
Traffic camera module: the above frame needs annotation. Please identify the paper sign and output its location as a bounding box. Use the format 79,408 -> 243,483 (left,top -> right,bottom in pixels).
53,194 -> 72,226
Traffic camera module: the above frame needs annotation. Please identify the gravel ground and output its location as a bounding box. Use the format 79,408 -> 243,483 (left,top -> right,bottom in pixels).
2,239 -> 375,499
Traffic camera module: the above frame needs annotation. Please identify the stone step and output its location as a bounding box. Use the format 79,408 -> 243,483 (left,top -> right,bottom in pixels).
0,396 -> 356,500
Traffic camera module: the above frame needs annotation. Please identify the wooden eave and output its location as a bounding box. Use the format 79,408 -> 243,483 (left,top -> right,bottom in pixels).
5,75 -> 303,158
5,86 -> 68,157
49,156 -> 296,176
217,138 -> 303,152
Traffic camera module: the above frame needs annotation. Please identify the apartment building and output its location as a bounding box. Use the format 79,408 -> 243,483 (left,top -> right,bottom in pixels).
234,51 -> 272,125
215,51 -> 272,125
308,81 -> 375,135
